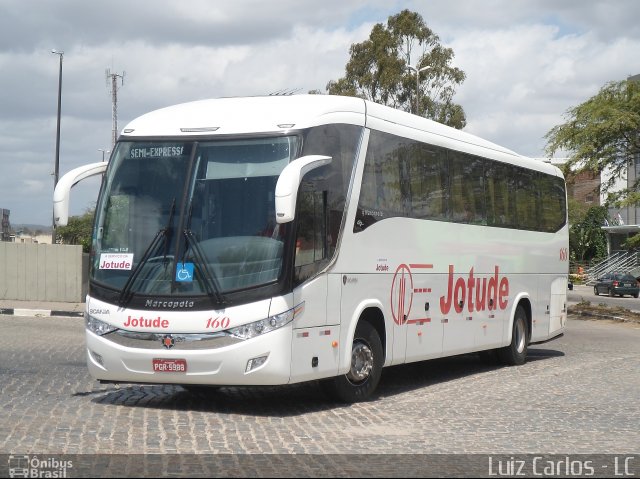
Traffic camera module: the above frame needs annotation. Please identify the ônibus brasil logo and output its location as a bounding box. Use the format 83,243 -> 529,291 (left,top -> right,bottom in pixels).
8,455 -> 73,478
391,264 -> 510,326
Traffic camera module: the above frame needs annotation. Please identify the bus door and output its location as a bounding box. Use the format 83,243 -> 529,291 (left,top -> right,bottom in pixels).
290,188 -> 340,381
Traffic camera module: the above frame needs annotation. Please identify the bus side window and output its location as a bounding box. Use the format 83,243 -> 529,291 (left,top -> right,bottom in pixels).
294,187 -> 328,284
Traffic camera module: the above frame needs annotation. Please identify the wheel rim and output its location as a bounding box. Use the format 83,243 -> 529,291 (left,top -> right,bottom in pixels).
347,340 -> 374,384
514,317 -> 526,354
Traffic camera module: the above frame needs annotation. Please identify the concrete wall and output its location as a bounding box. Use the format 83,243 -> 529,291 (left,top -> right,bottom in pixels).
0,243 -> 87,302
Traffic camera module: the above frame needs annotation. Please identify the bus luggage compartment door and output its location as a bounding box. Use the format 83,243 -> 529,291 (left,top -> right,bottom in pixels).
549,277 -> 567,334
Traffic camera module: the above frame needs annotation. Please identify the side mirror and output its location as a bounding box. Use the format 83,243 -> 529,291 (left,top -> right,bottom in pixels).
275,155 -> 331,223
53,162 -> 108,226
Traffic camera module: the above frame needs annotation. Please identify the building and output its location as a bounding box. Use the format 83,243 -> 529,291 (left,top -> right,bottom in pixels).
1,209 -> 10,241
600,73 -> 640,252
11,232 -> 52,244
540,158 -> 601,208
568,170 -> 601,206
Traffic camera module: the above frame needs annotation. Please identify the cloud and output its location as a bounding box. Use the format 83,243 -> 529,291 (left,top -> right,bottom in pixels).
449,23 -> 640,156
1,0 -> 639,225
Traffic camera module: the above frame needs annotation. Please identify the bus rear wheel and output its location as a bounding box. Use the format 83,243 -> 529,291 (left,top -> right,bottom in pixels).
498,305 -> 528,366
321,321 -> 383,403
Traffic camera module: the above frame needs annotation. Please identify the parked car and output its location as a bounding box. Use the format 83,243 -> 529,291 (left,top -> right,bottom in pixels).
593,272 -> 640,298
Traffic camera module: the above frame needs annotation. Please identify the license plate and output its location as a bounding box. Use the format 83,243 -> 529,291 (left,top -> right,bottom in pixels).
624,283 -> 631,287
152,358 -> 187,373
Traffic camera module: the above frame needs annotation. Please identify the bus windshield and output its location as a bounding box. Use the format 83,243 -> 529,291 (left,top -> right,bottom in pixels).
92,136 -> 299,299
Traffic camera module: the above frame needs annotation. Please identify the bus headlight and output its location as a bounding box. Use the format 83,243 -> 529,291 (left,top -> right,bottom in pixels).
85,313 -> 118,336
228,307 -> 296,340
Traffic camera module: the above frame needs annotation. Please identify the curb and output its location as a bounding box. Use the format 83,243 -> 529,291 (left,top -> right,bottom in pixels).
0,308 -> 84,318
570,308 -> 640,323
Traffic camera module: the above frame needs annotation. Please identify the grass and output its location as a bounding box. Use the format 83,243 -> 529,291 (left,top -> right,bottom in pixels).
568,300 -> 640,324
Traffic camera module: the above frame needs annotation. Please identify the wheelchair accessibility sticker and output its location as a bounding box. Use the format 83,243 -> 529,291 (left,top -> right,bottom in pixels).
176,262 -> 195,282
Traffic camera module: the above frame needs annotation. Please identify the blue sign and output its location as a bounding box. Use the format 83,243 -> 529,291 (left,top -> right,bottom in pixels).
176,262 -> 194,282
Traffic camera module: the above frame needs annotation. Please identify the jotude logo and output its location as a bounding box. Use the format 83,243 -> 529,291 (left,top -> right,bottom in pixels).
123,315 -> 169,329
440,265 -> 509,314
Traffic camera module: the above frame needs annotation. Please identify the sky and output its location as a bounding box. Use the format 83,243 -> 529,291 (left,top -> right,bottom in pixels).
1,0 -> 639,226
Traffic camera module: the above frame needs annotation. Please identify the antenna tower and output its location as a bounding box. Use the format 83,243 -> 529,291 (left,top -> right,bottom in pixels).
106,69 -> 125,148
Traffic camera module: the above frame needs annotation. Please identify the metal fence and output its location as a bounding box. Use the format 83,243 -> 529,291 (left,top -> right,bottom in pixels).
0,243 -> 88,302
584,250 -> 640,285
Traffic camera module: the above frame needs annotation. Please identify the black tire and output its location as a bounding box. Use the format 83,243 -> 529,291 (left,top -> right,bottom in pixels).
478,349 -> 499,364
182,385 -> 220,396
321,321 -> 383,403
498,305 -> 528,366
594,286 -> 599,296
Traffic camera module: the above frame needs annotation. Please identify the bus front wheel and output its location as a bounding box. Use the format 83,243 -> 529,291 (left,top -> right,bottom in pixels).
498,305 -> 528,366
321,321 -> 383,403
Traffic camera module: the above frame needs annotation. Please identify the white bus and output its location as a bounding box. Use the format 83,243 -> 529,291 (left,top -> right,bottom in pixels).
54,95 -> 568,402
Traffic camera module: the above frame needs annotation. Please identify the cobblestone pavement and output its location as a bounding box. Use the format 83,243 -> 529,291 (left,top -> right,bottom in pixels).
0,315 -> 638,459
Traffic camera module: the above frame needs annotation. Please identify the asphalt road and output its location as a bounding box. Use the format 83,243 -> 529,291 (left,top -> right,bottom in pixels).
0,313 -> 638,476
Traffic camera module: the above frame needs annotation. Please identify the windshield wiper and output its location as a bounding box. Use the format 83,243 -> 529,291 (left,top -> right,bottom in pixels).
180,199 -> 226,305
182,229 -> 225,305
118,198 -> 176,307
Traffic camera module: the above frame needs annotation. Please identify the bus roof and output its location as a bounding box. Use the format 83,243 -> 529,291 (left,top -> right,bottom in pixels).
121,95 -> 367,137
120,95 -> 560,177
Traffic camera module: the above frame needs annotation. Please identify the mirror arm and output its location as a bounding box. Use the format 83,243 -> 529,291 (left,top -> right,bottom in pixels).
53,162 -> 108,226
274,155 -> 332,224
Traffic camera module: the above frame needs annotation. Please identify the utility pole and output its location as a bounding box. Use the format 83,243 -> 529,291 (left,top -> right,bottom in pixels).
406,65 -> 430,116
106,69 -> 125,149
51,49 -> 64,244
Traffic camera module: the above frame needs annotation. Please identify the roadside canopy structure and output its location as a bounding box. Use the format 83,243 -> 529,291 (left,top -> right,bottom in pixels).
602,225 -> 640,253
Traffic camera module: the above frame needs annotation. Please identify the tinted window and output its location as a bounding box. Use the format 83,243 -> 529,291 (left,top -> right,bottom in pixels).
450,151 -> 485,224
485,162 -> 517,228
355,131 -> 406,230
540,175 -> 567,232
407,143 -> 449,221
616,274 -> 636,281
294,124 -> 362,284
355,129 -> 566,234
515,169 -> 539,230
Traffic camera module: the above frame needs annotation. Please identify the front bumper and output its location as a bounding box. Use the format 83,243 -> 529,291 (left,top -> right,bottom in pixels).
86,325 -> 293,386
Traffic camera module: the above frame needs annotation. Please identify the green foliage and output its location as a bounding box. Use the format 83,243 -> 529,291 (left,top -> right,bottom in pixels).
56,209 -> 94,253
326,9 -> 466,129
545,79 -> 640,204
569,205 -> 608,262
623,233 -> 640,249
567,197 -> 588,227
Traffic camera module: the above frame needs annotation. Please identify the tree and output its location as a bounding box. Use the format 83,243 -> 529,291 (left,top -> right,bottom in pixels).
545,78 -> 640,203
569,205 -> 608,262
56,208 -> 94,253
567,197 -> 588,228
326,9 -> 466,129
